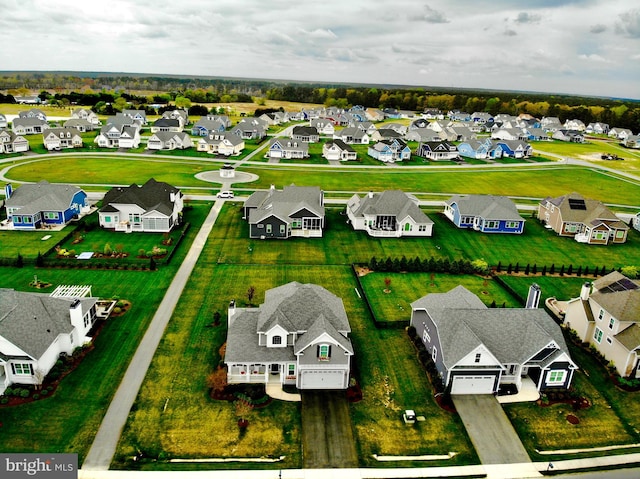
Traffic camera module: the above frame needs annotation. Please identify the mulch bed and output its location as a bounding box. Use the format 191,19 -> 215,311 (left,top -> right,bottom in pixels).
435,393 -> 456,413
567,414 -> 580,424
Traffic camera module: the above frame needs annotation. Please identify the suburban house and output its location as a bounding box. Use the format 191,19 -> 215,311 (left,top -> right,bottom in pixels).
0,129 -> 29,154
4,181 -> 89,230
405,129 -> 441,143
42,128 -> 83,151
365,108 -> 385,121
18,108 -> 46,121
333,127 -> 369,144
243,185 -> 324,239
63,118 -> 95,132
161,109 -> 188,127
146,131 -> 193,151
585,122 -> 609,135
416,141 -> 459,161
562,272 -> 640,378
98,178 -> 183,233
121,109 -> 147,125
191,118 -> 226,136
150,118 -> 182,133
71,108 -> 100,125
322,139 -> 357,161
494,140 -> 532,159
564,119 -> 586,131
457,139 -> 495,160
94,123 -> 140,149
346,190 -> 433,237
552,129 -> 585,143
291,126 -> 319,143
310,119 -> 335,136
444,194 -> 525,234
230,118 -> 268,140
197,132 -> 245,156
538,192 -> 629,244
205,114 -> 231,128
371,128 -> 403,141
0,286 -> 101,396
633,212 -> 640,232
367,139 -> 411,163
410,285 -> 577,395
0,114 -> 7,129
225,282 -> 353,390
266,138 -> 309,160
609,128 -> 633,141
12,117 -> 49,135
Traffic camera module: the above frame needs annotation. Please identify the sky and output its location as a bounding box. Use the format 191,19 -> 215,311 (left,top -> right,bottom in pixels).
1,0 -> 639,99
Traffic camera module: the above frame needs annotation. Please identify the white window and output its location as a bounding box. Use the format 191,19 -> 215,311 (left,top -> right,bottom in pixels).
418,225 -> 427,232
12,363 -> 32,375
318,344 -> 331,360
594,327 -> 603,343
423,329 -> 430,343
609,318 -> 615,330
474,353 -> 481,363
272,336 -> 282,345
279,224 -> 286,234
266,224 -> 272,233
547,370 -> 565,384
598,309 -> 604,321
432,347 -> 437,362
506,221 -> 519,228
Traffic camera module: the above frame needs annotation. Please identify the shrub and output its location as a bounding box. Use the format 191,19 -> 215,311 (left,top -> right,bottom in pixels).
0,397 -> 8,404
40,389 -> 49,396
20,389 -> 30,398
32,394 -> 39,400
4,388 -> 13,396
113,307 -> 122,314
407,326 -> 417,339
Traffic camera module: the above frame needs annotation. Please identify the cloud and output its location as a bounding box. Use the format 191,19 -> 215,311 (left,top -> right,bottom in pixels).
504,29 -> 517,36
415,5 -> 449,24
391,44 -> 422,54
326,48 -> 378,63
589,24 -> 606,34
514,12 -> 541,24
616,9 -> 640,38
578,53 -> 612,63
300,28 -> 338,40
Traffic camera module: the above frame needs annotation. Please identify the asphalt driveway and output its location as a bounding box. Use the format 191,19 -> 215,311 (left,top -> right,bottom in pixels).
453,394 -> 531,465
301,391 -> 358,468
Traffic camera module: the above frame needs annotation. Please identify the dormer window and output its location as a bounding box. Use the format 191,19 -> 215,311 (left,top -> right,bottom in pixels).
474,353 -> 481,363
318,344 -> 331,361
272,335 -> 282,345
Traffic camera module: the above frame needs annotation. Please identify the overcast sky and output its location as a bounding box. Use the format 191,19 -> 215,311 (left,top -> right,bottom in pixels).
1,0 -> 639,99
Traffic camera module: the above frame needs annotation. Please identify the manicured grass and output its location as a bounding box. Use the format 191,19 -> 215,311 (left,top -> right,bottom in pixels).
4,155 -> 640,207
497,275 -> 596,303
533,139 -> 640,173
0,228 -> 71,259
114,261 -> 476,469
360,273 -> 518,324
0,203 -> 210,463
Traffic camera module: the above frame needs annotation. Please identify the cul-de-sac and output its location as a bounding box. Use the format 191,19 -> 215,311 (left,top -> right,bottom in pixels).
0,74 -> 639,479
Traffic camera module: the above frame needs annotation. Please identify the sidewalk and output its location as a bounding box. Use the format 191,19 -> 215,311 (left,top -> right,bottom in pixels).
81,201 -> 224,471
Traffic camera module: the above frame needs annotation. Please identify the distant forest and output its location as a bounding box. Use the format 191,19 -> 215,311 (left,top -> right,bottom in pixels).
0,72 -> 638,130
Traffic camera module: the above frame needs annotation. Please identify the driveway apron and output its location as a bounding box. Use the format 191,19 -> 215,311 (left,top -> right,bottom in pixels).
453,395 -> 531,465
301,391 -> 358,468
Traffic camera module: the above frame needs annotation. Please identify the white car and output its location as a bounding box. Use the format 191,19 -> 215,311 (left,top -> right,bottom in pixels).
216,190 -> 234,199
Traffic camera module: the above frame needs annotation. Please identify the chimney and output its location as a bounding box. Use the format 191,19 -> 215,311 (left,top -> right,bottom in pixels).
580,282 -> 592,301
270,184 -> 275,192
525,283 -> 541,309
228,299 -> 236,327
368,191 -> 374,199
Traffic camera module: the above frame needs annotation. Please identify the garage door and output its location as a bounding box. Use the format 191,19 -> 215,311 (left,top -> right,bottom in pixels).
299,370 -> 346,390
451,375 -> 495,395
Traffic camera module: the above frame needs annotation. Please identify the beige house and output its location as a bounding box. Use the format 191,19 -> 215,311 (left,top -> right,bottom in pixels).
538,192 -> 628,245
563,272 -> 640,378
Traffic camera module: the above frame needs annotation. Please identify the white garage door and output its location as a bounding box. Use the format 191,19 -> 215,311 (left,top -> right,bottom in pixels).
300,370 -> 346,389
451,375 -> 495,395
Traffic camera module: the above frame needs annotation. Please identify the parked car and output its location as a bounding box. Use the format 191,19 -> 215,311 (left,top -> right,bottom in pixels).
216,190 -> 234,198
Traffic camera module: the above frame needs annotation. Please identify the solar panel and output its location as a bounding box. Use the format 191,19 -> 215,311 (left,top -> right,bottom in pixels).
568,198 -> 587,210
601,278 -> 639,293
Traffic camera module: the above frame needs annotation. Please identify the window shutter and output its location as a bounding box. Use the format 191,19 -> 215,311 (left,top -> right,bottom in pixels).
316,345 -> 320,357
29,364 -> 34,375
328,346 -> 332,358
11,363 -> 15,374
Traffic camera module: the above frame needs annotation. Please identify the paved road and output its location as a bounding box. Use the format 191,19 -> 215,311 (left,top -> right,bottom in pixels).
81,200 -> 224,471
452,395 -> 533,466
301,391 -> 358,469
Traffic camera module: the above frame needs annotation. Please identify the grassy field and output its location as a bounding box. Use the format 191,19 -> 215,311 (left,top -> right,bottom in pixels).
533,139 -> 640,174
0,203 -> 209,463
3,154 -> 640,207
0,227 -> 71,259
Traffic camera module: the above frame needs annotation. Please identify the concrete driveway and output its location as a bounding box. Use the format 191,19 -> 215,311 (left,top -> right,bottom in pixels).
452,395 -> 531,465
301,391 -> 358,469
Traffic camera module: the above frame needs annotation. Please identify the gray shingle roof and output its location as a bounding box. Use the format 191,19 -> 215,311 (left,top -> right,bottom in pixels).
446,194 -> 524,221
0,289 -> 97,359
591,272 -> 640,323
412,286 -> 571,369
350,190 -> 433,225
246,185 -> 323,224
5,180 -> 83,215
542,192 -> 628,229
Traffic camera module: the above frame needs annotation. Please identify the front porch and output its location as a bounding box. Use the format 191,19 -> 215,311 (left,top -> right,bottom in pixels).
497,376 -> 540,404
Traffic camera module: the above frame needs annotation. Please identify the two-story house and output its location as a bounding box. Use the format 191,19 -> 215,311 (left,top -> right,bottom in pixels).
225,282 -> 353,390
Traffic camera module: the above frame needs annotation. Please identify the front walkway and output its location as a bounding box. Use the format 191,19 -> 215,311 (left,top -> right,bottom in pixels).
266,383 -> 301,402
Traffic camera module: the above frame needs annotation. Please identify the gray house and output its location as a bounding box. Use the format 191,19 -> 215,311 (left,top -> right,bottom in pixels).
347,190 -> 433,238
410,286 -> 577,395
243,185 -> 324,239
225,282 -> 353,390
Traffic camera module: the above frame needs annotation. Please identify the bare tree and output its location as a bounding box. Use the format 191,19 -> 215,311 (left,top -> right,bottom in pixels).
247,285 -> 256,305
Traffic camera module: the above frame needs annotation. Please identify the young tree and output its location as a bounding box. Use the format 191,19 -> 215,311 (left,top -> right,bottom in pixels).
384,277 -> 392,293
247,286 -> 256,305
206,368 -> 228,394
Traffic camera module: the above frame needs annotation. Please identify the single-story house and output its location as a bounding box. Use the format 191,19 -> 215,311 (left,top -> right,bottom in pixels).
12,117 -> 49,135
266,139 -> 309,160
538,192 -> 629,244
291,126 -> 319,143
243,185 -> 324,239
98,178 -> 183,233
150,118 -> 182,133
225,282 -> 353,390
416,141 -> 458,161
410,285 -> 577,395
562,272 -> 640,378
146,131 -> 193,151
322,139 -> 357,161
333,127 -> 369,144
0,287 -> 100,395
191,118 -> 226,136
346,190 -> 433,237
63,118 -> 95,132
444,194 -> 525,234
4,181 -> 89,230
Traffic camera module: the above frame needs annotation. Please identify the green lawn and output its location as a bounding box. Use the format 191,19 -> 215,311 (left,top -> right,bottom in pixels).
533,139 -> 640,174
0,228 -> 71,259
359,272 -> 519,324
3,155 -> 640,207
0,203 -> 210,463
